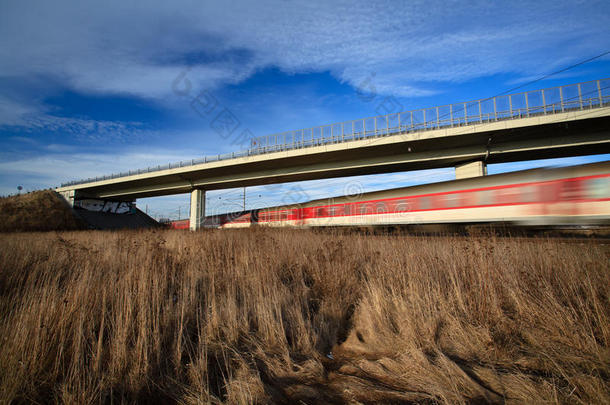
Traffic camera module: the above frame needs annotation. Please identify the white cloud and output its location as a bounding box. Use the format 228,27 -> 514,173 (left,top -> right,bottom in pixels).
0,149 -> 197,194
0,96 -> 158,146
0,96 -> 41,126
1,0 -> 608,105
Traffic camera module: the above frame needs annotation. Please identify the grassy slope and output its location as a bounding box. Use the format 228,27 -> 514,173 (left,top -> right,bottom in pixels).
0,228 -> 608,404
0,191 -> 85,232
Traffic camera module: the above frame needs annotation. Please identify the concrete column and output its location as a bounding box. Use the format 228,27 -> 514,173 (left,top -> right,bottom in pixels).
58,189 -> 76,206
189,189 -> 206,231
456,161 -> 487,179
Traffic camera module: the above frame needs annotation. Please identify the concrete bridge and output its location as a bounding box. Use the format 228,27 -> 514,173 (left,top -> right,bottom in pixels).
57,78 -> 610,230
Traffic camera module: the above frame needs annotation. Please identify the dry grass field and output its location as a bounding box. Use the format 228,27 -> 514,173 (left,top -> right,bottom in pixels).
0,228 -> 608,404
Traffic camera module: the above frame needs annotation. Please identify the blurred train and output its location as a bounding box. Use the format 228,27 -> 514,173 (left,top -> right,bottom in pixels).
169,161 -> 610,229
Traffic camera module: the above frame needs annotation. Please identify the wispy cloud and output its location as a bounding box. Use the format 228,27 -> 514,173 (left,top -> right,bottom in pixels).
15,115 -> 156,144
0,96 -> 41,126
1,0 -> 608,105
0,95 -> 159,145
0,149 -> 197,194
1,0 -> 608,151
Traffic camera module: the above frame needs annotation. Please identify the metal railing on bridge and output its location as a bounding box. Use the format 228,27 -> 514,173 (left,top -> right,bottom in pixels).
61,78 -> 610,187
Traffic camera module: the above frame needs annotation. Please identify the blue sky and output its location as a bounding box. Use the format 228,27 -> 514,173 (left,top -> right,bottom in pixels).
1,0 -> 609,219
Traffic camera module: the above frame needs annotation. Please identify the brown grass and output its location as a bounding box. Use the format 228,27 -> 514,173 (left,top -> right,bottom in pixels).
0,191 -> 85,232
0,228 -> 608,404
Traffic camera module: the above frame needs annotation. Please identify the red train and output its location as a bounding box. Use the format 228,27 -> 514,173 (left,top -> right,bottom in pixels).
169,161 -> 610,229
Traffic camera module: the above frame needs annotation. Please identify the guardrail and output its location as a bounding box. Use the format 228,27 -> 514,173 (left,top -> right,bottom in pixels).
61,78 -> 610,187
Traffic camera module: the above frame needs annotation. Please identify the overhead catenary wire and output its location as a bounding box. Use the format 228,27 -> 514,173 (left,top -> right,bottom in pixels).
496,50 -> 610,96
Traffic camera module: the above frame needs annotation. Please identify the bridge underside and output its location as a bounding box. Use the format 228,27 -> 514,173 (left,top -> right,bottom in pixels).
60,112 -> 610,201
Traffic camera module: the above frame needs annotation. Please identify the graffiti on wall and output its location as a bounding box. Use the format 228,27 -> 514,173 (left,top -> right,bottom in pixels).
74,199 -> 135,214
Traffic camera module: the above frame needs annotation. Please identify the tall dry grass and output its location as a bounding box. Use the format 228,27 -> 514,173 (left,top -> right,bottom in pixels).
0,228 -> 608,404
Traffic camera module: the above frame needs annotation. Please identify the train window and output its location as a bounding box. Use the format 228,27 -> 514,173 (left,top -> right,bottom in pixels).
419,196 -> 431,210
540,183 -> 559,203
459,192 -> 471,207
395,199 -> 409,212
495,187 -> 519,204
316,207 -> 325,217
444,194 -> 460,208
520,185 -> 537,203
587,177 -> 610,199
477,190 -> 494,206
359,203 -> 368,214
560,180 -> 581,201
376,202 -> 387,213
344,204 -> 351,215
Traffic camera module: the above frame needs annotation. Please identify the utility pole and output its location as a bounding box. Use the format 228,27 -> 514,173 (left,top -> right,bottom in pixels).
178,206 -> 181,219
243,187 -> 246,211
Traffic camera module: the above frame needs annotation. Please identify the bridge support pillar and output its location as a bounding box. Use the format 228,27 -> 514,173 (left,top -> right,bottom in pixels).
455,161 -> 487,179
189,189 -> 206,231
58,189 -> 77,206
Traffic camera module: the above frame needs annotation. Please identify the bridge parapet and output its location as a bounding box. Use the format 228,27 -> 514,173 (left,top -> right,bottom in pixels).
250,78 -> 610,154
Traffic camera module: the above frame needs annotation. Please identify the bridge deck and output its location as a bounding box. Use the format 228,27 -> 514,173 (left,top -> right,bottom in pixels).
57,78 -> 610,200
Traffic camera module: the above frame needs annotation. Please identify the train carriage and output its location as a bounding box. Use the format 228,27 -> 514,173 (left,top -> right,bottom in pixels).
185,161 -> 610,229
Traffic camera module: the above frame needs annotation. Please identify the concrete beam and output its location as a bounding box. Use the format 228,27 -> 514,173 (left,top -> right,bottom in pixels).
189,189 -> 205,231
90,145 -> 487,199
456,161 -> 487,179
